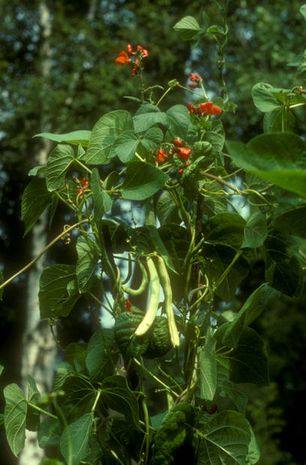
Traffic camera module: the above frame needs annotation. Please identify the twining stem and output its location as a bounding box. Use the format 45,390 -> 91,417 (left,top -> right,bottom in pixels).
200,171 -> 240,193
133,358 -> 179,398
141,398 -> 150,465
214,249 -> 243,291
0,219 -> 88,291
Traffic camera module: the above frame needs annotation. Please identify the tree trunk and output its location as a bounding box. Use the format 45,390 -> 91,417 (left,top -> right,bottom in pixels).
18,2 -> 55,464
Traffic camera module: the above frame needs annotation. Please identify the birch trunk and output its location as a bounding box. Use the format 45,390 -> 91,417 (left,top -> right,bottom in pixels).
18,3 -> 55,464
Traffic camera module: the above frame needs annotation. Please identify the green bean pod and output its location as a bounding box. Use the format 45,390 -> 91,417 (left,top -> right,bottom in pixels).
122,259 -> 148,296
156,255 -> 180,348
134,257 -> 160,336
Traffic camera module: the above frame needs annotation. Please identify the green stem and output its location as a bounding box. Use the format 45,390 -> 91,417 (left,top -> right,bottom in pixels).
133,358 -> 179,398
28,402 -> 58,420
156,86 -> 174,107
75,158 -> 92,175
0,219 -> 88,292
91,389 -> 102,412
141,398 -> 151,465
214,249 -> 242,291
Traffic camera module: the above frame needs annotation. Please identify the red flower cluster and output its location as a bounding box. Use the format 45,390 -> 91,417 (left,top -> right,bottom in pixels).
189,72 -> 202,88
76,177 -> 89,197
187,101 -> 223,116
156,147 -> 169,165
124,299 -> 132,311
115,44 -> 149,76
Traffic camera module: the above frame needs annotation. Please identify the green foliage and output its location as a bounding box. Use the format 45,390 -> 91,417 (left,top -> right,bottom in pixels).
1,3 -> 306,464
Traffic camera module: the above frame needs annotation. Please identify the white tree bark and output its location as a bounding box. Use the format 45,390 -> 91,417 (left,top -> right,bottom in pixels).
19,3 -> 55,465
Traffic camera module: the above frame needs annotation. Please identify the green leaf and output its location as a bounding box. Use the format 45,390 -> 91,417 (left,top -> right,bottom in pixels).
4,384 -> 27,456
252,83 -> 282,112
101,375 -> 140,429
64,343 -> 87,373
60,375 -> 96,419
198,330 -> 217,401
46,144 -> 75,191
39,265 -> 80,318
76,236 -> 99,292
38,417 -> 61,448
86,328 -> 115,380
91,168 -> 112,221
273,205 -> 306,238
34,130 -> 91,145
83,110 -> 133,164
300,4 -> 306,20
111,130 -> 139,162
206,213 -> 245,249
60,412 -> 93,465
222,283 -> 278,348
246,427 -> 260,465
263,108 -> 295,133
203,245 -> 249,300
229,328 -> 269,385
133,105 -> 168,133
121,161 -> 168,200
242,211 -> 268,248
0,364 -> 3,376
21,178 -> 52,235
173,16 -> 200,40
156,191 -> 179,224
226,133 -> 306,198
196,410 -> 251,465
166,104 -> 190,139
140,127 -> 164,152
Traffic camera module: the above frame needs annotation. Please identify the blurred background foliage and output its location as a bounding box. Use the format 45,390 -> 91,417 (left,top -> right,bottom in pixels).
0,0 -> 305,464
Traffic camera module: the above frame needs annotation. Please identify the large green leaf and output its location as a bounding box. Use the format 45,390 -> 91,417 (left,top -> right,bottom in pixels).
38,417 -> 61,448
173,16 -> 200,40
111,130 -> 139,162
86,328 -> 115,380
226,133 -> 306,197
34,130 -> 91,145
21,178 -> 52,235
228,328 -> 269,385
203,245 -> 249,300
83,110 -> 133,164
241,211 -> 268,248
101,375 -> 140,429
121,161 -> 168,200
251,82 -> 282,112
222,283 -> 278,348
46,144 -> 75,191
4,384 -> 27,456
139,127 -> 164,153
133,104 -> 168,133
39,265 -> 80,318
196,410 -> 252,465
198,330 -> 217,401
76,236 -> 99,292
301,4 -> 306,20
91,168 -> 112,222
60,412 -> 93,465
205,213 -> 245,249
166,104 -> 190,139
273,205 -> 306,238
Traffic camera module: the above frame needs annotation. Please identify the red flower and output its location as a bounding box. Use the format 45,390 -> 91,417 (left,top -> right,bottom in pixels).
172,137 -> 183,147
190,72 -> 202,82
200,101 -> 222,116
176,147 -> 191,161
127,43 -> 134,55
136,45 -> 149,58
80,177 -> 89,188
115,50 -> 131,65
187,102 -> 197,114
124,299 -> 132,311
156,147 -> 168,164
178,168 -> 184,175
